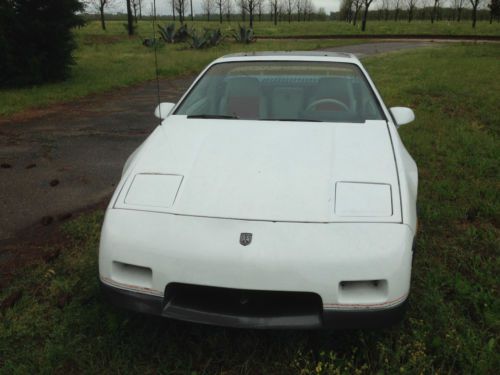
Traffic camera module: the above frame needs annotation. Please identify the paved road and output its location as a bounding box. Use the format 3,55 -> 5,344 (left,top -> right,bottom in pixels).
0,42 -> 433,241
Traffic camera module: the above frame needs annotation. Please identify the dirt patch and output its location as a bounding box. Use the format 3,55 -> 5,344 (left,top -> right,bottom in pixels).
0,199 -> 108,290
81,34 -> 127,45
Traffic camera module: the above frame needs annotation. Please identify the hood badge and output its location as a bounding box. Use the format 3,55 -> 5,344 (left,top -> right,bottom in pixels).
240,233 -> 252,246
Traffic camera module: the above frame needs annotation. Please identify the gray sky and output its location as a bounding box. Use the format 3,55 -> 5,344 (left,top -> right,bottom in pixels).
101,0 -> 343,16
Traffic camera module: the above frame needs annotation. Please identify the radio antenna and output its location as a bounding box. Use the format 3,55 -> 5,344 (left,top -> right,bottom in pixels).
151,0 -> 162,119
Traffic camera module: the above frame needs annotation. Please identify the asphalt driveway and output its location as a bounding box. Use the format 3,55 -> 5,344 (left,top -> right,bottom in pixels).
0,41 -> 433,241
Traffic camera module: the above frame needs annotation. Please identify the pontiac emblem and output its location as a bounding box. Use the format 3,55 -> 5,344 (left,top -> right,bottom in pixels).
240,233 -> 252,246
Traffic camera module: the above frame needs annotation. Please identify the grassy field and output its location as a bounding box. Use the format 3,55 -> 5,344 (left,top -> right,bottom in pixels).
1,19 -> 499,118
0,43 -> 499,374
190,19 -> 500,36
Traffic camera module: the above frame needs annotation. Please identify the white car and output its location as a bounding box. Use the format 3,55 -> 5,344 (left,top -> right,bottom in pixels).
99,52 -> 418,329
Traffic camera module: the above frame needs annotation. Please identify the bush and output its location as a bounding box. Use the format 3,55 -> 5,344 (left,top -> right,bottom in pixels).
0,0 -> 84,87
233,25 -> 255,44
187,28 -> 223,49
158,23 -> 189,44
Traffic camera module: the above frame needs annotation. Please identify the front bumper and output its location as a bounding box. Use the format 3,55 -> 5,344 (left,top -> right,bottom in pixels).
99,209 -> 414,329
101,281 -> 408,329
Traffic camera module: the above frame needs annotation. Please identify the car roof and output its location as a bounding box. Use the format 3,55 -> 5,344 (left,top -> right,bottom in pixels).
213,51 -> 361,65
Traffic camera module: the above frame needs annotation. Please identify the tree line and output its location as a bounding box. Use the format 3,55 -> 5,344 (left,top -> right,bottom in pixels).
339,0 -> 500,29
87,0 -> 499,34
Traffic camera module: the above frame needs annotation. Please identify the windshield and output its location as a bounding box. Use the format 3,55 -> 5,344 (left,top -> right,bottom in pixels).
175,61 -> 385,123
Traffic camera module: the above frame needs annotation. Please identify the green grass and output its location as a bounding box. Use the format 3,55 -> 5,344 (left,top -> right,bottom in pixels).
0,21 -> 362,118
1,43 -> 499,374
191,19 -> 500,37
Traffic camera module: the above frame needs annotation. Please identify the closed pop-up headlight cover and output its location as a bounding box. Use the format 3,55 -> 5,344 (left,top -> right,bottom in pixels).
116,173 -> 183,209
335,182 -> 393,217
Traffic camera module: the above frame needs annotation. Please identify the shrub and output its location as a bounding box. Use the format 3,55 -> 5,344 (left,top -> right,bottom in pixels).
158,23 -> 189,44
233,25 -> 255,44
187,28 -> 223,49
0,0 -> 84,87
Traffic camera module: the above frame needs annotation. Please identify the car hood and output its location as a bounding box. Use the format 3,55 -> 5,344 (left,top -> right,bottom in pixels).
114,116 -> 401,223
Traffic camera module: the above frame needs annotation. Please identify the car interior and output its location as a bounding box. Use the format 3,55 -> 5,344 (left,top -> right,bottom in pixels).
175,62 -> 385,123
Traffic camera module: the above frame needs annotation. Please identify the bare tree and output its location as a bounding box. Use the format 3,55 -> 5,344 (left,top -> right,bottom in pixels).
393,0 -> 401,20
174,0 -> 186,23
303,0 -> 313,20
202,0 -> 214,20
406,0 -> 418,22
216,0 -> 224,22
256,0 -> 262,21
85,0 -> 115,30
360,0 -> 373,31
131,0 -> 139,22
470,0 -> 481,27
284,0 -> 294,22
224,0 -> 233,20
126,0 -> 134,35
431,0 -> 439,23
169,0 -> 176,21
237,0 -> 247,21
190,0 -> 194,20
243,0 -> 259,26
296,0 -> 302,21
453,0 -> 466,21
339,0 -> 353,22
270,0 -> 279,24
489,0 -> 500,22
381,0 -> 391,20
352,0 -> 363,25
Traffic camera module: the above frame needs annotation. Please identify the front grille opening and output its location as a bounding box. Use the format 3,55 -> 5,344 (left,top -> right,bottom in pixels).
164,283 -> 322,318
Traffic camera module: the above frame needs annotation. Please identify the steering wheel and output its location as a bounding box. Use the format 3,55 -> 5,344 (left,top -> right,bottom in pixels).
305,98 -> 350,112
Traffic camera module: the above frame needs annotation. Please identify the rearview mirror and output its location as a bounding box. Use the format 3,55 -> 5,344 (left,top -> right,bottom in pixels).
154,102 -> 175,120
390,107 -> 415,127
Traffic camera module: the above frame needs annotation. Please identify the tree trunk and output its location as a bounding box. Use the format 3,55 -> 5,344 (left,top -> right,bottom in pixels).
190,0 -> 194,20
179,8 -> 184,23
361,6 -> 368,31
99,5 -> 106,30
219,3 -> 223,23
472,5 -> 477,28
172,1 -> 175,21
139,0 -> 142,19
126,0 -> 134,35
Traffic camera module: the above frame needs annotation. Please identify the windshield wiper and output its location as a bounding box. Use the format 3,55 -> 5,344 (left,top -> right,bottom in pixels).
187,114 -> 239,119
260,118 -> 322,122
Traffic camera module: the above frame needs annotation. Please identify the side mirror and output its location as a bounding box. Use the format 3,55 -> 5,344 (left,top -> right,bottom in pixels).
390,107 -> 415,127
154,102 -> 175,120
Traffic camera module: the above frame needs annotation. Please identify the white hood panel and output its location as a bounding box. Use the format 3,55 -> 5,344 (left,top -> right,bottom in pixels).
115,116 -> 401,223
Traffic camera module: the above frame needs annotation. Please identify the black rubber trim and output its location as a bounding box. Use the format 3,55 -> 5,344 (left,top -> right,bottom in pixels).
100,281 -> 163,316
322,299 -> 408,329
100,281 -> 408,329
162,304 -> 322,329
